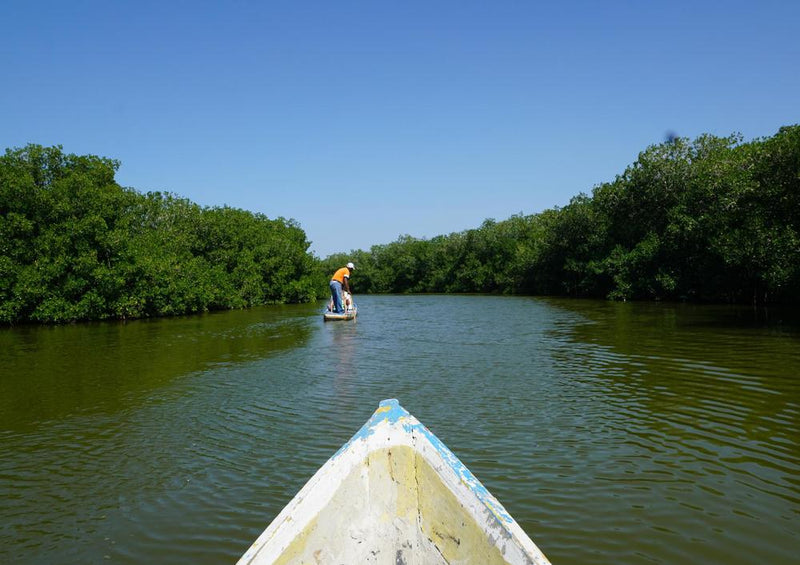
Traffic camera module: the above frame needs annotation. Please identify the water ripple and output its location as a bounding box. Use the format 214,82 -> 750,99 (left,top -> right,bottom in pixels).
2,296 -> 799,564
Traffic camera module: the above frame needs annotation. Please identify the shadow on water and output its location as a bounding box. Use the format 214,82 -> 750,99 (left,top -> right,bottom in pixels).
0,303 -> 318,431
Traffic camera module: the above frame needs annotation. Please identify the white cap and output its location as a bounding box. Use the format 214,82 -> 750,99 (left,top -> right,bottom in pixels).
347,262 -> 355,269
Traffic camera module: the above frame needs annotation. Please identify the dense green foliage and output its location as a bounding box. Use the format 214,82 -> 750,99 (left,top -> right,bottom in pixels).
4,126 -> 798,324
330,126 -> 800,304
1,145 -> 323,324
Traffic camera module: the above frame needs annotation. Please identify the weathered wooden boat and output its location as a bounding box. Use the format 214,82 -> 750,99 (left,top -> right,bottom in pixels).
237,399 -> 552,565
322,306 -> 357,322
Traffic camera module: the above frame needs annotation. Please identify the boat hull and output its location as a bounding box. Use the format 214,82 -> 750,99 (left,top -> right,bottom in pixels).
323,308 -> 357,321
238,399 -> 551,565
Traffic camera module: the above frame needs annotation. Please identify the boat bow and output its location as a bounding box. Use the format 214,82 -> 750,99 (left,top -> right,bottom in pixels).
238,399 -> 552,564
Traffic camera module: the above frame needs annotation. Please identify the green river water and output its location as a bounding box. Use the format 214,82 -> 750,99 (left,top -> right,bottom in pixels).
1,295 -> 798,564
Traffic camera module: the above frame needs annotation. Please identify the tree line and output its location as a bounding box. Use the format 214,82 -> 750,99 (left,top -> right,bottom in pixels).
1,144 -> 322,324
323,125 -> 799,304
3,126 -> 798,324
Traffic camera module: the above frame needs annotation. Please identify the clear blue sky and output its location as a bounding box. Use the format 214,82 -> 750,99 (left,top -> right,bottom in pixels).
3,1 -> 798,257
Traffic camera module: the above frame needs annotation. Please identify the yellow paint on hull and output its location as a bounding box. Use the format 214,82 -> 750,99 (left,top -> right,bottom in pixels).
273,446 -> 511,564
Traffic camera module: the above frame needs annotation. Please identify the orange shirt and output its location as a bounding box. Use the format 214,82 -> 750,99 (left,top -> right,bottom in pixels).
331,267 -> 351,283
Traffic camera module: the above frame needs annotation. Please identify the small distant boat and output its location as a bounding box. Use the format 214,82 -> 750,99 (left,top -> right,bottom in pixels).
323,292 -> 357,321
237,399 -> 552,565
322,306 -> 357,322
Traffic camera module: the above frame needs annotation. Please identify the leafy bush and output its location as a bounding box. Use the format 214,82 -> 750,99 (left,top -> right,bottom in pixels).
0,145 -> 323,324
332,125 -> 799,304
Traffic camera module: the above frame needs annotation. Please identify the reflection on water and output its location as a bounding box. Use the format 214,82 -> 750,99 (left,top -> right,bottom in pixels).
0,304 -> 317,430
533,299 -> 800,564
1,296 -> 798,565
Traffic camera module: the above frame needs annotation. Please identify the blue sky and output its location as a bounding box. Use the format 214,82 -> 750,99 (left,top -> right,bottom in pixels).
3,1 -> 798,257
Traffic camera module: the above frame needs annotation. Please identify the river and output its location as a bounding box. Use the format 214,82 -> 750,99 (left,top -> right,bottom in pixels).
1,295 -> 798,564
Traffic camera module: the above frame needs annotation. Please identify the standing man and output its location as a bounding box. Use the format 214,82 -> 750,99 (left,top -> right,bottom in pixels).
330,262 -> 355,314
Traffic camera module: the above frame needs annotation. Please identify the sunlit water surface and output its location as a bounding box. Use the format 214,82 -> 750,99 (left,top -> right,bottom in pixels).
1,295 -> 798,564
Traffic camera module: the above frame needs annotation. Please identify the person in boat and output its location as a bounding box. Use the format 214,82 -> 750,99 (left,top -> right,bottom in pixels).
329,262 -> 355,314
